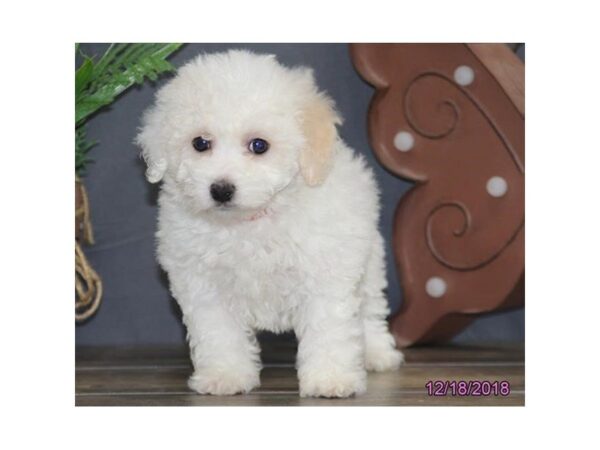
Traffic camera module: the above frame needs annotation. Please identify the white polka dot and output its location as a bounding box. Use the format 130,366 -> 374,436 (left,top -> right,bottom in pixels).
394,131 -> 414,152
454,65 -> 475,86
486,176 -> 508,197
426,277 -> 447,298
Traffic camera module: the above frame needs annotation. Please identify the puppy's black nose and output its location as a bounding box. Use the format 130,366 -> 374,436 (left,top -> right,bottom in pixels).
210,181 -> 236,204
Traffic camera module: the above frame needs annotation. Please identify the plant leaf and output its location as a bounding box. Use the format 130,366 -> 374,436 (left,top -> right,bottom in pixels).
75,126 -> 97,176
75,57 -> 95,96
75,43 -> 182,126
75,43 -> 183,173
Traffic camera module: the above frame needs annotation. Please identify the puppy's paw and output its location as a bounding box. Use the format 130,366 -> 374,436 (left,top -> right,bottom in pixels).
299,367 -> 367,398
365,346 -> 404,372
188,367 -> 260,395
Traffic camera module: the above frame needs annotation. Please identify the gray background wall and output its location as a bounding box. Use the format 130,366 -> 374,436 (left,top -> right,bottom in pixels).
76,43 -> 524,346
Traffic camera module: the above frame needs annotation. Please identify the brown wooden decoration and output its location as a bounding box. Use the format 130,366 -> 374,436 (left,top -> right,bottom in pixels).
350,44 -> 524,347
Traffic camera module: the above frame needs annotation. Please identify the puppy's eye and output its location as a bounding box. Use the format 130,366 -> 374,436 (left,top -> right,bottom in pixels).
192,136 -> 211,152
248,138 -> 269,155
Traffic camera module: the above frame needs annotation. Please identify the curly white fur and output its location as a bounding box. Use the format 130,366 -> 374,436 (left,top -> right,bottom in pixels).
137,50 -> 403,398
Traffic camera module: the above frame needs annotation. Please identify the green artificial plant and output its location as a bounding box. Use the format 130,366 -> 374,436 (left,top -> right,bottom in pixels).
75,43 -> 183,175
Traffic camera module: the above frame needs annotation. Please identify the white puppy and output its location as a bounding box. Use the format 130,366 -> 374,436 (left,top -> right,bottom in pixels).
137,50 -> 403,398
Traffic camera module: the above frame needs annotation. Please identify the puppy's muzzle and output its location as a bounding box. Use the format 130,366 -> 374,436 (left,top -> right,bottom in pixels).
210,181 -> 236,204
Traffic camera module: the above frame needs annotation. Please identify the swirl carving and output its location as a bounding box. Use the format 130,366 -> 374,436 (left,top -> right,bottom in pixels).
404,71 -> 524,173
425,202 -> 523,271
404,71 -> 524,270
404,73 -> 460,139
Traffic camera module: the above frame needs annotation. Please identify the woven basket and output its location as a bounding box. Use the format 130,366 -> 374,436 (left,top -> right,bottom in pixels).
75,179 -> 102,321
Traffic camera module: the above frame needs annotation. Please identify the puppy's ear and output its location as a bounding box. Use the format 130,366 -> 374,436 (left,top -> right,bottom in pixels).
136,108 -> 167,183
300,92 -> 343,187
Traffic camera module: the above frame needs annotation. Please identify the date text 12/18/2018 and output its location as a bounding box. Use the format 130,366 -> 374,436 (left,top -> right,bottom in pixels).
425,380 -> 511,397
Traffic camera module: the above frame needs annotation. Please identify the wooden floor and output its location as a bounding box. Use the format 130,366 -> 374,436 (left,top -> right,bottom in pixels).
76,339 -> 524,406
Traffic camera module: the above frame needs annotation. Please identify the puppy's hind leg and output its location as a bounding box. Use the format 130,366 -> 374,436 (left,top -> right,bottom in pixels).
360,234 -> 404,372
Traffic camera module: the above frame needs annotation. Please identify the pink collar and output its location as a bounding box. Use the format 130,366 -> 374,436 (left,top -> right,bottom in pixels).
244,208 -> 271,222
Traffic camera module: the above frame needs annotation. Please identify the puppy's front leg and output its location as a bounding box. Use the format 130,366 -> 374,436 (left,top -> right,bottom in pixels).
295,292 -> 367,398
183,302 -> 261,395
